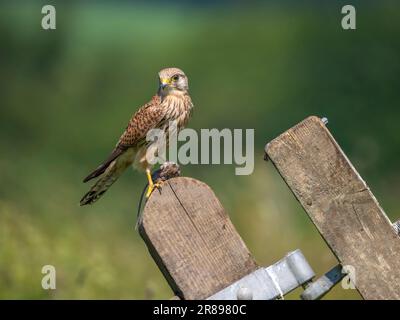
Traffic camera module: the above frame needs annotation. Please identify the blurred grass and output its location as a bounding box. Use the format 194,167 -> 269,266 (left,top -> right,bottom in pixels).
1,1 -> 399,299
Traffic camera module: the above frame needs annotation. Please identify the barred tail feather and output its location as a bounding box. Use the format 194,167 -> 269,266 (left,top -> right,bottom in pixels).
83,147 -> 125,183
80,160 -> 126,206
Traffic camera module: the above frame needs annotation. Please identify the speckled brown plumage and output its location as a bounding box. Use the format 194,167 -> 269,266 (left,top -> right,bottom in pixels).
80,68 -> 193,206
117,95 -> 163,148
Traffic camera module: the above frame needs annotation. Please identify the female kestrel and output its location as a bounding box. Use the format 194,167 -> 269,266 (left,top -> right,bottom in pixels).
80,67 -> 193,206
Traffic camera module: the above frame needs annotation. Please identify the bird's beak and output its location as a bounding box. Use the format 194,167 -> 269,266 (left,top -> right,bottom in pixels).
159,78 -> 171,89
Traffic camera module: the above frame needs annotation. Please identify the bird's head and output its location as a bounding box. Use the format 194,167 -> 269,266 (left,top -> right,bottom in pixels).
158,67 -> 188,96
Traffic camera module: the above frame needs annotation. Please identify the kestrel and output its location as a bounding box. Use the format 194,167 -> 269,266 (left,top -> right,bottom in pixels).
80,67 -> 193,206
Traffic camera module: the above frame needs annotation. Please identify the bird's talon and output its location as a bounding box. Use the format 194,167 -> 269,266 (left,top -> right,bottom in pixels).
155,182 -> 162,192
145,182 -> 162,199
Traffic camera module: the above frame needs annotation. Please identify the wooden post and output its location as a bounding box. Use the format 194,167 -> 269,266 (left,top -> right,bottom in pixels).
265,116 -> 400,300
138,177 -> 259,300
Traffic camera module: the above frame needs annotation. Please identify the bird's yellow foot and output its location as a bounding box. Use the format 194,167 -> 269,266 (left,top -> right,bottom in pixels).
145,168 -> 162,198
145,181 -> 162,198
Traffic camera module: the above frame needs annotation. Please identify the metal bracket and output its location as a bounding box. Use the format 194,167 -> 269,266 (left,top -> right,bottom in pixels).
207,249 -> 315,300
301,264 -> 345,300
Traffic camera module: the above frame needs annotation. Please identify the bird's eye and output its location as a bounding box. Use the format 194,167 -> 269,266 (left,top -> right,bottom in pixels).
172,75 -> 179,81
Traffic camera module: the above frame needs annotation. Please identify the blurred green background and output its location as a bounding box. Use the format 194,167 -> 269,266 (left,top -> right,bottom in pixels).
1,0 -> 399,299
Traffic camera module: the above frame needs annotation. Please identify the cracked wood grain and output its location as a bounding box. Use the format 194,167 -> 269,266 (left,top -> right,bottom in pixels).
139,177 -> 258,300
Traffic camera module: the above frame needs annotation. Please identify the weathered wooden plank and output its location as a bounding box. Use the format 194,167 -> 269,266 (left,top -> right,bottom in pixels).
265,116 -> 400,300
139,177 -> 258,300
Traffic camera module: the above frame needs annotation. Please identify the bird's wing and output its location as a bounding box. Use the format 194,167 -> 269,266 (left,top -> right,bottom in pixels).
83,95 -> 164,183
116,95 -> 164,149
